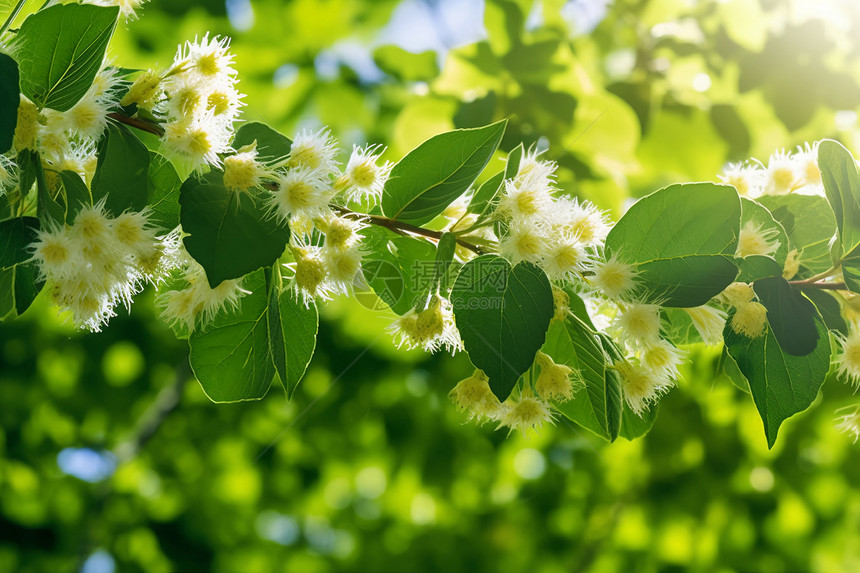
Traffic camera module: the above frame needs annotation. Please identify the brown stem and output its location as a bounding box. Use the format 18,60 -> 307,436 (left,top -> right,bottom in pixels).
792,281 -> 847,291
332,205 -> 485,255
108,111 -> 165,137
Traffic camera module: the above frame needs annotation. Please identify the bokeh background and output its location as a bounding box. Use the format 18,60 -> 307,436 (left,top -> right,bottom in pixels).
3,0 -> 860,571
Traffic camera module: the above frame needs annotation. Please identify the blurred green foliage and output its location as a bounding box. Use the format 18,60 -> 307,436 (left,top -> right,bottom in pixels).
2,0 -> 860,571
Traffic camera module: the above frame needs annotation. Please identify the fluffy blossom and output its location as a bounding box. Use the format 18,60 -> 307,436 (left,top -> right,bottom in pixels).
615,360 -> 673,415
266,167 -> 333,222
287,128 -> 339,176
836,405 -> 860,443
684,305 -> 727,346
498,394 -> 554,437
730,301 -> 768,338
535,352 -> 578,402
590,255 -> 637,300
388,294 -> 461,354
736,220 -> 780,258
449,370 -> 504,422
836,329 -> 860,389
336,144 -> 393,204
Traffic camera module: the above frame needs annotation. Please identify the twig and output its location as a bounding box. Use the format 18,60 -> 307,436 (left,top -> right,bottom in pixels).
108,111 -> 165,137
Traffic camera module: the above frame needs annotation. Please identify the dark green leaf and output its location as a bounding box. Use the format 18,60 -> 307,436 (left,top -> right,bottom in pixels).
504,142 -> 524,180
189,271 -> 275,402
451,255 -> 553,400
15,4 -> 119,111
0,53 -> 19,153
382,120 -> 507,225
60,171 -> 91,224
753,276 -> 820,356
0,216 -> 43,317
542,315 -> 622,441
619,401 -> 658,440
180,171 -> 290,287
91,124 -> 150,215
799,287 -> 848,335
724,313 -> 830,448
818,139 -> 860,257
18,150 -> 63,226
232,122 -> 292,162
605,182 -> 741,307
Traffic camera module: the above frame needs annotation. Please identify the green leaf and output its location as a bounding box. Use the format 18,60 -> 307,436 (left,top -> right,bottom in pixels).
382,120 -> 507,225
724,313 -> 830,448
753,276 -> 820,356
146,152 -> 181,229
451,255 -> 553,400
360,226 -> 437,315
542,315 -> 622,441
619,401 -> 658,440
605,182 -> 741,307
180,171 -> 290,287
267,284 -> 318,398
0,53 -> 19,153
15,4 -> 119,111
758,194 -> 836,276
0,216 -> 43,317
504,142 -> 524,180
818,139 -> 860,257
373,45 -> 439,82
18,150 -> 63,226
736,197 -> 788,282
189,271 -> 275,402
60,171 -> 91,224
467,171 -> 503,216
232,122 -> 292,162
799,287 -> 848,335
91,124 -> 150,215
720,348 -> 750,393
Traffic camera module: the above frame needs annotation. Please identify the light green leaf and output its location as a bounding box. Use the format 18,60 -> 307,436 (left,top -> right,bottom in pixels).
619,401 -> 658,440
382,120 -> 507,225
146,152 -> 181,230
819,139 -> 860,257
758,194 -> 836,276
360,226 -> 437,315
542,314 -> 622,441
0,53 -> 19,153
91,124 -> 150,215
267,280 -> 318,398
467,171 -> 503,217
605,182 -> 741,307
189,271 -> 275,402
15,4 -> 119,111
180,171 -> 290,287
451,255 -> 553,400
724,313 -> 830,448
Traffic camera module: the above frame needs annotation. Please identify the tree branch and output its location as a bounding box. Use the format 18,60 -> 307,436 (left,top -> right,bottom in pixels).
108,112 -> 165,137
332,205 -> 486,255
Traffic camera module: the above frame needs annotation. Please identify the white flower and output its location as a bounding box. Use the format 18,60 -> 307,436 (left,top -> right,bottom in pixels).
498,394 -> 554,437
541,234 -> 589,281
0,154 -> 18,193
285,245 -> 335,305
719,162 -> 764,198
121,70 -> 163,110
730,301 -> 768,338
794,141 -> 823,190
497,173 -> 554,220
535,352 -> 577,402
388,294 -> 461,354
615,360 -> 673,416
266,167 -> 333,222
590,254 -> 637,300
174,34 -> 237,85
85,0 -> 148,20
837,329 -> 860,389
323,243 -> 363,294
515,146 -> 557,186
836,405 -> 860,443
551,197 -> 609,246
613,303 -> 661,347
449,370 -> 505,423
337,144 -> 393,203
158,259 -> 249,331
287,128 -> 339,176
161,115 -> 230,171
640,339 -> 684,381
736,220 -> 780,258
222,145 -> 272,193
318,214 -> 366,250
762,149 -> 800,195
499,220 -> 547,264
683,305 -> 727,345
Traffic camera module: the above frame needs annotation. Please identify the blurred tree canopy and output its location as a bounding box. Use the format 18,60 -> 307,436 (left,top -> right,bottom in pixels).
2,0 -> 860,572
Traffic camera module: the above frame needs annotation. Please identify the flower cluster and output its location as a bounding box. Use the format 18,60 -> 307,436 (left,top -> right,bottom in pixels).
31,201 -> 179,331
157,245 -> 249,332
718,142 -> 823,199
6,66 -> 122,188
